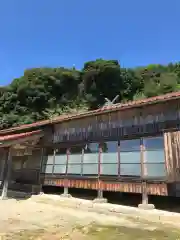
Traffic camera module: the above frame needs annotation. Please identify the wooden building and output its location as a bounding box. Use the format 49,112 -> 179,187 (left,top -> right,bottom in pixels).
1,91 -> 180,207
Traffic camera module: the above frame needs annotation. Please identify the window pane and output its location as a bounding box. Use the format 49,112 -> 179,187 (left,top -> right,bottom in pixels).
70,145 -> 83,154
84,153 -> 99,164
53,164 -> 66,174
84,143 -> 99,153
101,153 -> 118,163
120,151 -> 140,163
144,150 -> 165,163
101,141 -> 118,153
120,163 -> 141,176
46,155 -> 54,164
101,163 -> 118,175
55,155 -> 67,164
145,163 -> 166,178
143,136 -> 164,150
56,148 -> 67,154
101,141 -> 118,163
83,164 -> 98,175
120,139 -> 140,151
67,164 -> 81,174
42,164 -> 53,174
69,145 -> 83,164
69,154 -> 82,164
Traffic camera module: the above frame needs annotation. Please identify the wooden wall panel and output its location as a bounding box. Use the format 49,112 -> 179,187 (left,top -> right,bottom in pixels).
53,99 -> 180,144
43,178 -> 168,196
164,131 -> 180,182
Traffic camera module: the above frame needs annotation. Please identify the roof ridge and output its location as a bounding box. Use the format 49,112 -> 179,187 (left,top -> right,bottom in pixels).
0,91 -> 180,134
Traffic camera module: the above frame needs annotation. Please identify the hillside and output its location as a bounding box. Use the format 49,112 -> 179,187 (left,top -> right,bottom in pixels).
0,59 -> 180,129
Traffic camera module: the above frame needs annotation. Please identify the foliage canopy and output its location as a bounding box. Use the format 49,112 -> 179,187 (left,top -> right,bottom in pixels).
1,59 -> 180,129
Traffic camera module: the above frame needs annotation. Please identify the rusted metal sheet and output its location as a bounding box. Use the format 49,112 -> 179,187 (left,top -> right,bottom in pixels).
43,178 -> 168,196
164,130 -> 180,182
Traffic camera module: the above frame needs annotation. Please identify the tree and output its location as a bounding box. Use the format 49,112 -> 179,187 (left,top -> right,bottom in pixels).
0,59 -> 180,129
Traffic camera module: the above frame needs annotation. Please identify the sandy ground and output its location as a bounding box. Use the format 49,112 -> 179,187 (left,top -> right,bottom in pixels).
0,195 -> 180,239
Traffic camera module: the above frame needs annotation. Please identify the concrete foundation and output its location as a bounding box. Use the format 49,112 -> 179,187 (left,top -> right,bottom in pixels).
138,203 -> 155,210
61,187 -> 72,198
93,190 -> 107,203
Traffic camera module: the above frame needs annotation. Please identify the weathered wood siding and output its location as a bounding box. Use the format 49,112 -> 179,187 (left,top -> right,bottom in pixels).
164,130 -> 180,182
53,99 -> 180,144
11,149 -> 42,185
43,178 -> 168,196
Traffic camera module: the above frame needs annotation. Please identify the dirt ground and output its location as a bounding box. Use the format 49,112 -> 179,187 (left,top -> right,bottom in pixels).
0,195 -> 180,239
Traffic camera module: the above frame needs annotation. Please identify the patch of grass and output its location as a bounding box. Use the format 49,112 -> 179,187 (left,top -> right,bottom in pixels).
3,229 -> 46,240
79,223 -> 180,240
3,223 -> 180,240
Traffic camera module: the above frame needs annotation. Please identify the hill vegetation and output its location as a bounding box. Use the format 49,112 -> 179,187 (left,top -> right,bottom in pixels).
1,59 -> 180,129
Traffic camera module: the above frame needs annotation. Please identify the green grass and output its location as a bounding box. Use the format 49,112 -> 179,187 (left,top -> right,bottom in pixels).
3,223 -> 180,240
78,224 -> 180,240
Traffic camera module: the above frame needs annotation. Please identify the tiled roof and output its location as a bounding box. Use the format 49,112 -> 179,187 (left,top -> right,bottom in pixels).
1,91 -> 180,134
0,130 -> 43,142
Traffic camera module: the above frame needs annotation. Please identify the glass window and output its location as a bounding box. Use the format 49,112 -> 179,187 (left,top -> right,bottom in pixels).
84,143 -> 99,153
67,164 -> 81,174
83,153 -> 99,164
120,139 -> 141,177
45,155 -> 54,165
83,143 -> 99,164
120,163 -> 141,176
145,163 -> 166,178
42,148 -> 54,165
101,141 -> 118,153
53,164 -> 66,174
101,163 -> 118,175
143,136 -> 164,150
70,146 -> 84,154
120,139 -> 140,151
120,151 -> 140,163
55,155 -> 67,165
54,149 -> 67,165
69,145 -> 83,164
41,164 -> 53,174
144,150 -> 165,163
142,136 -> 166,179
83,163 -> 98,175
101,141 -> 118,164
56,148 -> 67,154
83,143 -> 99,175
101,141 -> 118,175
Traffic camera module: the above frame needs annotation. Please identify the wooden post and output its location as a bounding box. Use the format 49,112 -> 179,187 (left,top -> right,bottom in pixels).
61,148 -> 71,197
0,150 -> 6,188
118,142 -> 121,177
139,139 -> 155,209
94,144 -> 107,203
39,147 -> 44,195
1,147 -> 12,200
142,181 -> 148,204
52,148 -> 56,175
140,142 -> 148,204
81,147 -> 84,176
97,144 -> 102,198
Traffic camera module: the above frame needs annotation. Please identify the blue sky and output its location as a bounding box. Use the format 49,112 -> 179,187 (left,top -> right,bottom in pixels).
0,0 -> 179,85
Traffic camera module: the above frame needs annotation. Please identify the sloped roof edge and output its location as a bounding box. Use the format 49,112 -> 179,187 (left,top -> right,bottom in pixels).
0,130 -> 43,142
0,91 -> 180,135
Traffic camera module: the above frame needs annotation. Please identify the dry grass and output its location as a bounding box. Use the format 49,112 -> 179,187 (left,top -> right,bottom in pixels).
0,196 -> 180,239
2,224 -> 180,240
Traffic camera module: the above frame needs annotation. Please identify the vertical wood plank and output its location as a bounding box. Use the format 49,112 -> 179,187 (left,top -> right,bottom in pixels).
52,148 -> 56,175
164,130 -> 180,182
81,147 -> 84,176
118,142 -> 120,177
1,148 -> 12,200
